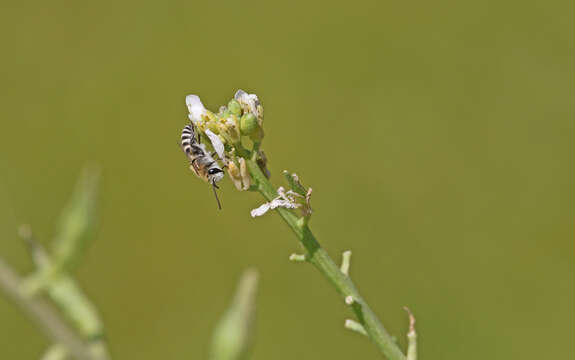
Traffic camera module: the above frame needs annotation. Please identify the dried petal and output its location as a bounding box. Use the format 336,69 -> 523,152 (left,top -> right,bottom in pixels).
250,188 -> 301,217
239,158 -> 251,190
250,203 -> 271,217
227,162 -> 244,191
269,199 -> 299,210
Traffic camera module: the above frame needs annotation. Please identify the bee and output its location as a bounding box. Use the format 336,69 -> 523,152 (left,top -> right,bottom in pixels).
181,123 -> 225,209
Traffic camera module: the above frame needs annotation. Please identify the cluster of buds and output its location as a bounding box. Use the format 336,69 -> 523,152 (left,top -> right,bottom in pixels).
186,90 -> 263,147
185,90 -> 267,191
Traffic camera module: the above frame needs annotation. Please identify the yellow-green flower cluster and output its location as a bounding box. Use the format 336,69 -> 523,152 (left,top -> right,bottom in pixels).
186,90 -> 264,150
185,90 -> 267,190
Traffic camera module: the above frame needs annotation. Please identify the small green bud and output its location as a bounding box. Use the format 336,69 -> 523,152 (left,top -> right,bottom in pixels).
240,113 -> 258,136
221,109 -> 231,119
228,99 -> 242,117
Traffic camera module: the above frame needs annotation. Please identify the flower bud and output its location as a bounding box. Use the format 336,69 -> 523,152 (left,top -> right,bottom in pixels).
240,113 -> 258,136
228,99 -> 242,117
234,89 -> 261,119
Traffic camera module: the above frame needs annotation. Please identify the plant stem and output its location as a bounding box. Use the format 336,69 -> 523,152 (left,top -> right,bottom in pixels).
0,257 -> 94,360
246,160 -> 406,360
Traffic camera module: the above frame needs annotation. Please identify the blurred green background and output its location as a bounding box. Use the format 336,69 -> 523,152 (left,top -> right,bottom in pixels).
1,0 -> 574,359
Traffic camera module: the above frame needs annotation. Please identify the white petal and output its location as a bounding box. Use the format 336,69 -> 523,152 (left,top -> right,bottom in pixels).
234,89 -> 248,101
186,95 -> 207,124
234,89 -> 260,117
204,129 -> 225,160
248,94 -> 260,108
250,203 -> 271,217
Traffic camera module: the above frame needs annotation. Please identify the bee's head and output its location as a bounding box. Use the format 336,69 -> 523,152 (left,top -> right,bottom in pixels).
207,167 -> 225,183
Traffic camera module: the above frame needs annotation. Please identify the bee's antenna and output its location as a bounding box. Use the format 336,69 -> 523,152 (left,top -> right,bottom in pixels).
212,181 -> 222,210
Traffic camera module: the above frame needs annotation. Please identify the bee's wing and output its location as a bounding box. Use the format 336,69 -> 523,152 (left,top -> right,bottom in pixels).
181,124 -> 195,155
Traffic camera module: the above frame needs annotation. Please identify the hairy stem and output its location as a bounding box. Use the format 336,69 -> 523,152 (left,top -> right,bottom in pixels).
246,160 -> 406,360
0,257 -> 94,360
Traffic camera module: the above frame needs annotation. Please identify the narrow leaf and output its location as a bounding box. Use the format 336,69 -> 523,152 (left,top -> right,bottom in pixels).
210,269 -> 259,360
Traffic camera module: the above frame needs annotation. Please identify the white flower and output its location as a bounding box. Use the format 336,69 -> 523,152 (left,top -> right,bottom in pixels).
234,89 -> 261,119
186,95 -> 208,125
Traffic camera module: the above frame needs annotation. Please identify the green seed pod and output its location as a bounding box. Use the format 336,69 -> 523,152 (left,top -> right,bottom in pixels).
240,113 -> 258,136
228,99 -> 242,117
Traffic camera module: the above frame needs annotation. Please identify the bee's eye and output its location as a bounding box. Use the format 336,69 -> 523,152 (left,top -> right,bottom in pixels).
208,168 -> 222,175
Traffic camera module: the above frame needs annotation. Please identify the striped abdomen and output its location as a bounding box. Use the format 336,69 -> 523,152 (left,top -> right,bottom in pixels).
181,124 -> 207,159
181,124 -> 197,156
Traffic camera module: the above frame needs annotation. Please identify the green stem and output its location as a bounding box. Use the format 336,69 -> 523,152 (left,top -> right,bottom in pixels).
0,257 -> 95,360
246,160 -> 406,360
